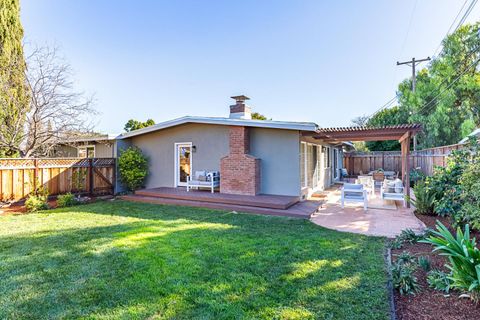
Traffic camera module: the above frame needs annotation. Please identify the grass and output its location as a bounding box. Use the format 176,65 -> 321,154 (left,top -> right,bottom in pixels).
0,200 -> 390,319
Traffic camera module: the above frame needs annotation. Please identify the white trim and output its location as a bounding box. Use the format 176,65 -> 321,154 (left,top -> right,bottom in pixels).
333,148 -> 339,180
174,142 -> 193,187
118,116 -> 318,139
77,145 -> 96,158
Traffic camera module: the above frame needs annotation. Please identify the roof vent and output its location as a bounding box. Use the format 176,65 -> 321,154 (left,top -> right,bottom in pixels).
229,95 -> 252,119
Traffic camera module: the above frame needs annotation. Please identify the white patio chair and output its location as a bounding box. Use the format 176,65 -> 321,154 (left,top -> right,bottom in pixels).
341,183 -> 368,211
380,179 -> 406,207
355,175 -> 374,198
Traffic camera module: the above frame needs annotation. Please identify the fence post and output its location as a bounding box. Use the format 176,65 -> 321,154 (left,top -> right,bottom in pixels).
33,159 -> 38,192
88,158 -> 94,195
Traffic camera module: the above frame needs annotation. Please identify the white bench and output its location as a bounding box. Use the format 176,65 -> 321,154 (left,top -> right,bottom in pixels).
187,170 -> 220,193
341,183 -> 368,211
380,179 -> 406,207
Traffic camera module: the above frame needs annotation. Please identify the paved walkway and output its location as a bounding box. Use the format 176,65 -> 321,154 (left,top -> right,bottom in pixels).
310,187 -> 426,238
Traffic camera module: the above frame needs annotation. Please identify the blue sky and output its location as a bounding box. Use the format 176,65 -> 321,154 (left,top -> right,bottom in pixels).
21,1 -> 480,133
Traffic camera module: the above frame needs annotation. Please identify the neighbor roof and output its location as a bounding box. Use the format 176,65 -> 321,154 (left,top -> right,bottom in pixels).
60,134 -> 117,143
459,128 -> 480,144
117,116 -> 319,139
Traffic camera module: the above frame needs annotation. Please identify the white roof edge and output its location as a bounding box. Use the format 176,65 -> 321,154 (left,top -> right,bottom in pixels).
117,116 -> 319,139
459,128 -> 480,144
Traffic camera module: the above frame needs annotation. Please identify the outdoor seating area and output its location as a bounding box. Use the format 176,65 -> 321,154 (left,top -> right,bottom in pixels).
340,170 -> 407,211
311,185 -> 425,238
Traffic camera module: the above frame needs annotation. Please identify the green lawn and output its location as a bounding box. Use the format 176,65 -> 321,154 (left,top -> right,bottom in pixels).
0,200 -> 389,319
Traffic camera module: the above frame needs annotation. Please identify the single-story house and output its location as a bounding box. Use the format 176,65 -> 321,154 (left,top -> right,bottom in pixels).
116,96 -> 352,198
51,134 -> 116,158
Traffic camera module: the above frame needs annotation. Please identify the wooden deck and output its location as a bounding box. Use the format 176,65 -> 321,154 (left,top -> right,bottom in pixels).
135,187 -> 300,209
120,187 -> 320,219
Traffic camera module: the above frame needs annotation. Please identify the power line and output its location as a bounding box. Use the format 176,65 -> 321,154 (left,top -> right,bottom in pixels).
417,49 -> 480,115
433,0 -> 478,56
370,96 -> 397,117
456,0 -> 478,30
399,0 -> 419,59
370,1 -> 478,122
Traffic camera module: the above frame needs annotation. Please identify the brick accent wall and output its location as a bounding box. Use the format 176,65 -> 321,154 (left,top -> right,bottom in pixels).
220,126 -> 261,195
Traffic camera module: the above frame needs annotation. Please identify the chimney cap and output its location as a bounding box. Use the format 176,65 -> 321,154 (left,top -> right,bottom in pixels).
230,95 -> 250,103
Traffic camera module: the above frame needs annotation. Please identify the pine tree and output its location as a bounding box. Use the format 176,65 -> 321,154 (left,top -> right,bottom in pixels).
0,0 -> 28,157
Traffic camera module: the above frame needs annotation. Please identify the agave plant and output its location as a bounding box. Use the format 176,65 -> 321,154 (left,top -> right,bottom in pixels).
421,221 -> 480,302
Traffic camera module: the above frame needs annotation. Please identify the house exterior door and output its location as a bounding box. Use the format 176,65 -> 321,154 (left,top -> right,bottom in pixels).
175,143 -> 192,187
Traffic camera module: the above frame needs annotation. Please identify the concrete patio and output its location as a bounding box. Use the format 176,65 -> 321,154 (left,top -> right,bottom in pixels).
310,186 -> 426,238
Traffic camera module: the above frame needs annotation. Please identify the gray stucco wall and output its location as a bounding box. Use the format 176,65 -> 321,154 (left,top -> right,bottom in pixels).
128,123 -> 230,189
250,128 -> 301,196
52,142 -> 114,158
95,143 -> 114,157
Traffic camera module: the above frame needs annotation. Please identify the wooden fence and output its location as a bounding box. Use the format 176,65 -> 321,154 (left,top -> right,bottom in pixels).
0,158 -> 115,202
343,143 -> 464,176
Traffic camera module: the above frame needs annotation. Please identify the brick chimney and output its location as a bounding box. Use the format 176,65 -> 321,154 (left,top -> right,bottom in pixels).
229,95 -> 252,119
221,96 -> 260,195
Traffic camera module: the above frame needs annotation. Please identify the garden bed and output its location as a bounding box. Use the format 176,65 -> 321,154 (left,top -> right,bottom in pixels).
393,214 -> 480,320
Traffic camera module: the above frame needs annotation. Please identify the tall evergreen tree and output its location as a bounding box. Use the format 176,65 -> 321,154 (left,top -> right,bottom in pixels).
0,0 -> 28,157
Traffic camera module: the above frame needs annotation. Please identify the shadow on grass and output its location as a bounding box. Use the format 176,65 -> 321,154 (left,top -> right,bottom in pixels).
0,200 -> 390,319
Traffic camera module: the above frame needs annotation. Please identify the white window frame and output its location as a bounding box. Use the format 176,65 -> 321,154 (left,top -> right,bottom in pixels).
77,145 -> 95,158
301,142 -> 307,188
301,142 -> 323,190
174,142 -> 193,187
333,148 -> 339,180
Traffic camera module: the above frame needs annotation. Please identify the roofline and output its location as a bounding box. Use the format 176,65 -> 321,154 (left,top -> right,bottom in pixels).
117,116 -> 319,139
59,134 -> 117,143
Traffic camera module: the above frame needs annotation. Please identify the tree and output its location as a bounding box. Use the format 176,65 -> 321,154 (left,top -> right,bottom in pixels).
0,46 -> 96,157
124,119 -> 155,132
350,114 -> 369,127
0,0 -> 29,157
251,112 -> 269,120
397,23 -> 480,148
365,106 -> 409,151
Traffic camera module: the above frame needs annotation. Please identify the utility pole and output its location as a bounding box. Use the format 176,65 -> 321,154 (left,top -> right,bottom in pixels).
397,56 -> 431,150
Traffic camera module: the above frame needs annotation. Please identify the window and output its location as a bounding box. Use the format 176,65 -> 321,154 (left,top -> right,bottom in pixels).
324,146 -> 331,168
300,142 -> 306,187
78,146 -> 95,158
333,148 -> 339,179
301,142 -> 322,189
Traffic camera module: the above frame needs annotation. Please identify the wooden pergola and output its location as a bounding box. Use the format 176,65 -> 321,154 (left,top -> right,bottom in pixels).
303,124 -> 422,208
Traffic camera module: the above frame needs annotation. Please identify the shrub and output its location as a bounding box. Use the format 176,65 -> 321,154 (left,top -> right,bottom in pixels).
408,181 -> 435,215
426,146 -> 471,216
25,183 -> 49,212
409,167 -> 425,187
392,262 -> 420,295
418,256 -> 431,271
57,193 -> 79,208
25,194 -> 48,212
395,251 -> 417,266
421,222 -> 480,302
456,161 -> 480,230
390,228 -> 426,249
427,269 -> 452,293
118,146 -> 149,191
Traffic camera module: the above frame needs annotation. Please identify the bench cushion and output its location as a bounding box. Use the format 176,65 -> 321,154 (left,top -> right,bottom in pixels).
189,180 -> 212,186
